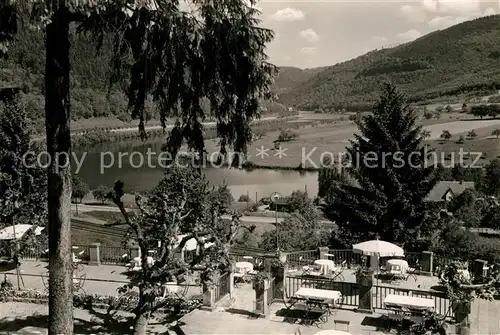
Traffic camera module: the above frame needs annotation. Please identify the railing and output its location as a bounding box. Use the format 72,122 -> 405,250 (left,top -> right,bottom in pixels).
284,275 -> 359,307
183,247 -> 275,264
286,250 -> 318,268
214,272 -> 230,303
326,249 -> 363,267
405,252 -> 420,268
100,246 -> 130,265
72,245 -> 90,263
372,285 -> 453,319
433,256 -> 464,275
20,245 -> 92,262
19,246 -> 44,260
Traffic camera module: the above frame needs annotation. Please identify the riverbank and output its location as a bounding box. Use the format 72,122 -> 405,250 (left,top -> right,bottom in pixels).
34,115 -> 305,147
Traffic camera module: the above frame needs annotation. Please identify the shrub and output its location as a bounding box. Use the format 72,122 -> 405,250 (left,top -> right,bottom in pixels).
423,111 -> 434,119
248,203 -> 259,212
238,194 -> 251,202
277,129 -> 299,142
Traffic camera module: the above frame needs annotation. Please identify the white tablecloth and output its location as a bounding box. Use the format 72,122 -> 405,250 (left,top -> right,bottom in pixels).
295,288 -> 342,303
163,281 -> 180,297
387,259 -> 409,273
314,259 -> 335,275
314,331 -> 352,335
131,256 -> 154,269
458,269 -> 471,281
235,261 -> 253,274
384,294 -> 434,310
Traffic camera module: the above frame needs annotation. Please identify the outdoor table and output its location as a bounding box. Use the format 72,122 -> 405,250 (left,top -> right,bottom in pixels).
163,281 -> 180,297
292,288 -> 342,325
314,259 -> 335,275
294,287 -> 342,304
235,261 -> 253,274
458,269 -> 471,281
383,294 -> 434,310
387,259 -> 409,273
314,331 -> 352,335
131,256 -> 154,269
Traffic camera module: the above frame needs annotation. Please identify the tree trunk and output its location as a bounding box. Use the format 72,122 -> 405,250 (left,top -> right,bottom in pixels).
134,287 -> 153,335
134,312 -> 150,335
45,2 -> 73,334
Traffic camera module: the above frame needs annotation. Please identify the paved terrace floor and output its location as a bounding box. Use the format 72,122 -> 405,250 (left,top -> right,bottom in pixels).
181,281 -> 500,335
0,261 -> 202,297
3,263 -> 500,334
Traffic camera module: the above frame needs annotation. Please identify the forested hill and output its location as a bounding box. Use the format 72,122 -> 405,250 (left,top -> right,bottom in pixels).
0,28 -> 288,122
277,15 -> 500,112
273,66 -> 327,93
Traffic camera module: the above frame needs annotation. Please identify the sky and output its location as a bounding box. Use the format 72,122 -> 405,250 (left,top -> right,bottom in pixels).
254,0 -> 500,68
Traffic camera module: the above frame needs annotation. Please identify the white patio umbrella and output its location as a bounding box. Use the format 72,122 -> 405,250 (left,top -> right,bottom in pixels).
353,239 -> 404,285
175,234 -> 215,251
352,240 -> 404,257
0,224 -> 43,241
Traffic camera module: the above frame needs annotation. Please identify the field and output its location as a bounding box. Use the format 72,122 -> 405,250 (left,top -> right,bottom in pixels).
72,218 -> 126,246
195,113 -> 500,169
72,208 -> 277,248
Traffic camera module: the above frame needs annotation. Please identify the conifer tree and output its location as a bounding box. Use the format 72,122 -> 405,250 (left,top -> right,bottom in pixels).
323,84 -> 438,246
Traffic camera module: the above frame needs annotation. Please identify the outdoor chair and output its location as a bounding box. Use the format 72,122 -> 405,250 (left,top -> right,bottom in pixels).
329,267 -> 345,281
407,308 -> 425,324
301,301 -> 329,326
73,273 -> 86,294
383,306 -> 406,331
406,267 -> 418,281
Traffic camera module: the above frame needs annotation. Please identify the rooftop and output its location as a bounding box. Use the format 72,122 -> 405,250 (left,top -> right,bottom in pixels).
425,181 -> 475,202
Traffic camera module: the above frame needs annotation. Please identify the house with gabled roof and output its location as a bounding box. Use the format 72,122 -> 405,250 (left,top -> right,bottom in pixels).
425,181 -> 475,202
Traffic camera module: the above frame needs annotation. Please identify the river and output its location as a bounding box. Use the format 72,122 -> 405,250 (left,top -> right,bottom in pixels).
73,139 -> 319,199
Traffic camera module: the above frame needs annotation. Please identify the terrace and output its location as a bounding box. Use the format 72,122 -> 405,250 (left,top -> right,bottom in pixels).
186,247 -> 495,335
3,243 -> 497,334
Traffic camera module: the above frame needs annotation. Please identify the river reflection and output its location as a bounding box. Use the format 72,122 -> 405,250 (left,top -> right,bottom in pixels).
73,139 -> 319,198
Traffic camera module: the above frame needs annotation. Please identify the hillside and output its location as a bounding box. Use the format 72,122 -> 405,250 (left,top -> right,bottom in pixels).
0,28 -> 288,123
273,66 -> 326,93
278,15 -> 500,111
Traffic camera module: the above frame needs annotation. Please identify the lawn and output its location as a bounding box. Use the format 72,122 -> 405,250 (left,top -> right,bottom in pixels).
71,218 -> 126,247
81,211 -> 126,224
73,209 -> 276,247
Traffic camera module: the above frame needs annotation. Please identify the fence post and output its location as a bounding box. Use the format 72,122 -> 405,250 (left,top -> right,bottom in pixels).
356,269 -> 373,314
421,251 -> 433,276
253,278 -> 268,316
202,285 -> 216,311
473,259 -> 488,283
130,246 -> 141,260
88,243 -> 101,266
229,265 -> 235,298
318,247 -> 329,259
262,279 -> 270,316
